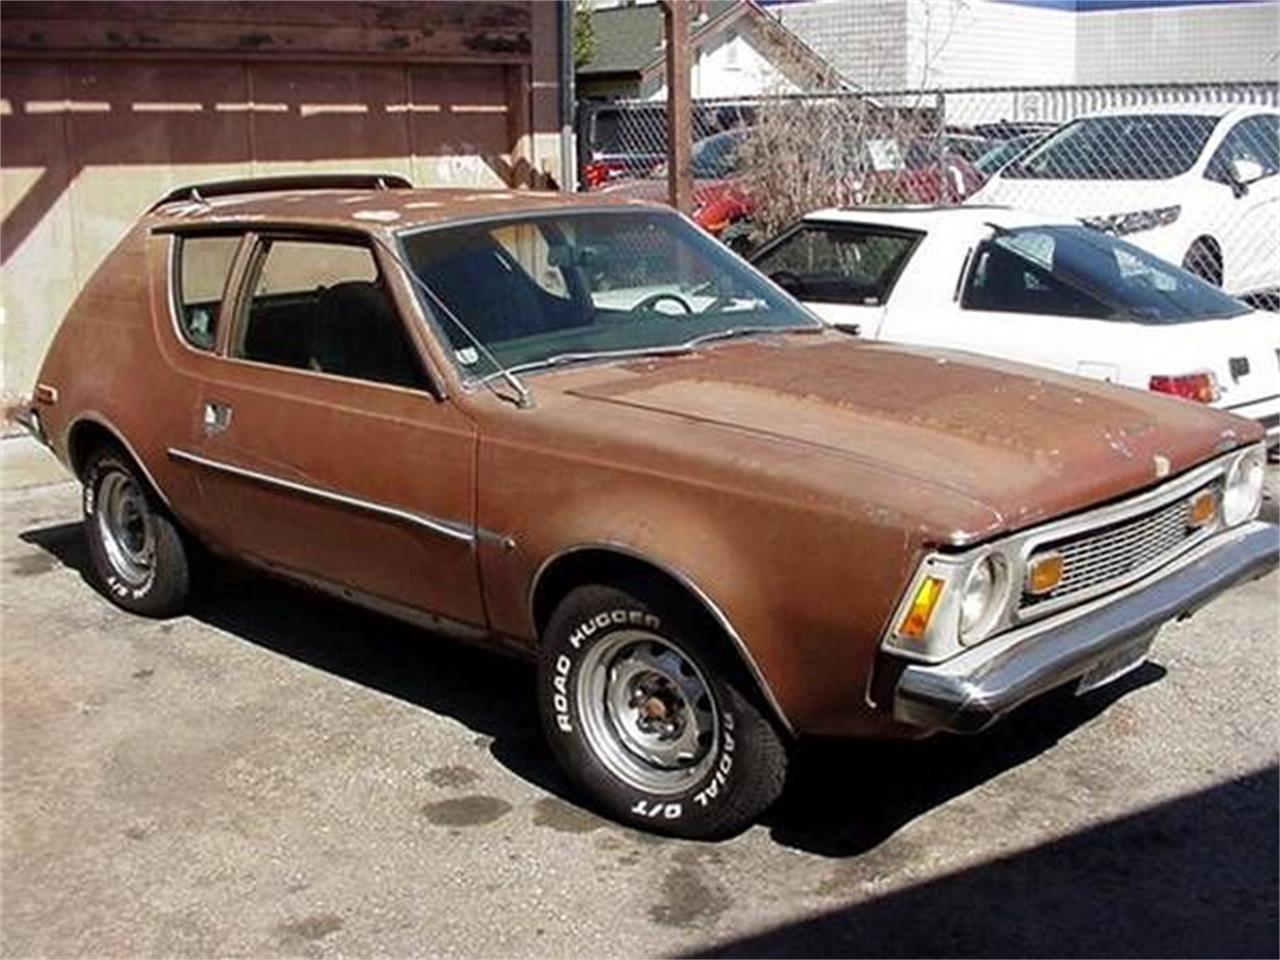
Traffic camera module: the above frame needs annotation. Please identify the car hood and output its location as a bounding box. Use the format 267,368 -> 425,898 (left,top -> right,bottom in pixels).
971,174 -> 1181,218
557,335 -> 1251,543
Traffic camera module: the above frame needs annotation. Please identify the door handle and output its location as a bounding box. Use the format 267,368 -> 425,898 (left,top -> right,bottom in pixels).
203,401 -> 233,436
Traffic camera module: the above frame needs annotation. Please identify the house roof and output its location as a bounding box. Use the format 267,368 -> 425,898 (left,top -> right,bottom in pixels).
579,1 -> 739,77
578,0 -> 845,90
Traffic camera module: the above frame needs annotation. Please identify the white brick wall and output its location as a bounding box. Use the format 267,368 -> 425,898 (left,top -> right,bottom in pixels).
774,0 -> 1279,91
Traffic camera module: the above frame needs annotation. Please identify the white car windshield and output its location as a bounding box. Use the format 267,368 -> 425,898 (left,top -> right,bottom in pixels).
964,225 -> 1252,323
397,209 -> 820,377
1002,114 -> 1218,180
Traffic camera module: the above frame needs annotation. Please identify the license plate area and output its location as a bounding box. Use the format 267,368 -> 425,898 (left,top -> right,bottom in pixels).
1076,633 -> 1156,695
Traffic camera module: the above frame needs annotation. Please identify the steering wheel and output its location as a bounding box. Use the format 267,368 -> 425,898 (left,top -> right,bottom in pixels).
633,291 -> 694,316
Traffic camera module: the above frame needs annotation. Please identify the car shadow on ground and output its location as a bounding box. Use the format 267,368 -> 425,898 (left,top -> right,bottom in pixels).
691,767 -> 1280,958
23,519 -> 1168,860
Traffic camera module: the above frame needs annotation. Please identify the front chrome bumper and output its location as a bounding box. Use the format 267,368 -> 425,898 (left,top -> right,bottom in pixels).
894,521 -> 1278,733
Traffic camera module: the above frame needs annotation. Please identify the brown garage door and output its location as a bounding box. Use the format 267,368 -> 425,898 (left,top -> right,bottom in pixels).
0,57 -> 518,401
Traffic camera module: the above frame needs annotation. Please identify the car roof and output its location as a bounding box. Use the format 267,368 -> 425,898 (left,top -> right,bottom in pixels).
800,204 -> 1076,233
1076,102 -> 1275,120
147,185 -> 662,234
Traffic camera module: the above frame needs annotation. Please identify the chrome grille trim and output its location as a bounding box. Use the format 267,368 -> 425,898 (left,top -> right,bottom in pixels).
1005,453 -> 1246,623
1020,482 -> 1217,612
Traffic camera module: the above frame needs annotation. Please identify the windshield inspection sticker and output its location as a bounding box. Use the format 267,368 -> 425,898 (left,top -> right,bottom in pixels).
456,347 -> 480,366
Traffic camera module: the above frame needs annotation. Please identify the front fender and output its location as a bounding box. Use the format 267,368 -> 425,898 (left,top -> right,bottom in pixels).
476,440 -> 923,737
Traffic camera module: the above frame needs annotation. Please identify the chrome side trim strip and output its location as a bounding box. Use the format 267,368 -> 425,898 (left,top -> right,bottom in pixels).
528,542 -> 795,736
166,447 -> 474,544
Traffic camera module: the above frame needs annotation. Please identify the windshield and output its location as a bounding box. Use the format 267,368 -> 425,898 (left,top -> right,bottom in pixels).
752,223 -> 922,306
964,224 -> 1251,322
975,134 -> 1039,175
1002,114 -> 1219,180
398,209 -> 819,377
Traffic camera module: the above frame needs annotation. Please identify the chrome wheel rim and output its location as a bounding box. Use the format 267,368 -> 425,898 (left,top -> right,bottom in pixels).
576,630 -> 719,795
95,472 -> 155,587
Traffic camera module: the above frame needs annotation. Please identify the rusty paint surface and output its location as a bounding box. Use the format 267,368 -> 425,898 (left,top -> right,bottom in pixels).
28,185 -> 1265,737
1,2 -> 533,63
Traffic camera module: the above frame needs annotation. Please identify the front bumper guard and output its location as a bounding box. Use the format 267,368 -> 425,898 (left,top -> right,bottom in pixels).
894,522 -> 1278,733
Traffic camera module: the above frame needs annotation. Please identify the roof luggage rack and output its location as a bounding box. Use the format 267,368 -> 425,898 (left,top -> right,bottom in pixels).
150,173 -> 413,211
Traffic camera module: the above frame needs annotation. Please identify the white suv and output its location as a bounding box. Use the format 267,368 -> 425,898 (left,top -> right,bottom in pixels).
970,104 -> 1279,306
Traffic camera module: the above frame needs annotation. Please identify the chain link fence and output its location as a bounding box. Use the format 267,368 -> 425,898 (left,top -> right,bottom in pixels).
577,81 -> 1279,304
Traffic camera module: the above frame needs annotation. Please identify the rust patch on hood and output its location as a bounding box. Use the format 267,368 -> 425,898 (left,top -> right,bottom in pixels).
563,337 -> 1248,537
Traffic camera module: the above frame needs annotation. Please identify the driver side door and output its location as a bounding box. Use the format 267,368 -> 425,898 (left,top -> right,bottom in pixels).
177,230 -> 485,627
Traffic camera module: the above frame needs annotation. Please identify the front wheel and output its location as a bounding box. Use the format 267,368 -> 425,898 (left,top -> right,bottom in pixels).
83,447 -> 193,617
536,582 -> 788,839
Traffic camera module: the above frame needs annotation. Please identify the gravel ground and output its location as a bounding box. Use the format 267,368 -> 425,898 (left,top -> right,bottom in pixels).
1,445 -> 1277,959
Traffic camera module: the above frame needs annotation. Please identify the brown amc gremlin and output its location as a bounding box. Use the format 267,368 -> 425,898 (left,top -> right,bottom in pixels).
22,174 -> 1277,838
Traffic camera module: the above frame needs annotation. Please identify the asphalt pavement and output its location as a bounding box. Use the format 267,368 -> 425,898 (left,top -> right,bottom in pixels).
1,436 -> 1276,958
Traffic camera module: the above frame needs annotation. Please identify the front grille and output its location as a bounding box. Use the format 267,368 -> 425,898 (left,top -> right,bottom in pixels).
1020,483 -> 1215,610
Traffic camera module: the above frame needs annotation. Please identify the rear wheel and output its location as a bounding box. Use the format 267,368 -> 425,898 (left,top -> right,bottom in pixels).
1183,238 -> 1223,287
536,582 -> 788,839
83,447 -> 193,617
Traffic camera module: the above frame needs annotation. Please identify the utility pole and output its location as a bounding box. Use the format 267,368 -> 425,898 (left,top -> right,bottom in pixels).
660,0 -> 693,214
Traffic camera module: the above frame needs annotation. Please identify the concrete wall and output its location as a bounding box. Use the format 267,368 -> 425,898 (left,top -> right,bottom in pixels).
1075,1 -> 1280,84
0,1 -> 564,410
777,0 -> 1279,91
906,0 -> 1076,89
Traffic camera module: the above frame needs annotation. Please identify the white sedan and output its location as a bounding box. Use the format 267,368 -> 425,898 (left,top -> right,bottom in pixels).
969,104 -> 1279,305
751,205 -> 1279,445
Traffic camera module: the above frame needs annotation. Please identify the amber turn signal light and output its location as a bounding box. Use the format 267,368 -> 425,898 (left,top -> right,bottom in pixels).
898,577 -> 945,638
1187,488 -> 1218,529
1026,552 -> 1064,596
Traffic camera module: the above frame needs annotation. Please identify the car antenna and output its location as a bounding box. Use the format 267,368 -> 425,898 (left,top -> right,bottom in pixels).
372,236 -> 534,409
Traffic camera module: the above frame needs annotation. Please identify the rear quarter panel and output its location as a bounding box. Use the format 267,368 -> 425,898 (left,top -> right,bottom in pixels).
34,224 -> 216,536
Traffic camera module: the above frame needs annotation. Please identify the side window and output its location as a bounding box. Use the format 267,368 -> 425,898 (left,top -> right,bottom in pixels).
962,235 -> 1110,319
175,235 -> 240,350
233,238 -> 425,390
752,225 -> 921,305
1205,115 -> 1280,184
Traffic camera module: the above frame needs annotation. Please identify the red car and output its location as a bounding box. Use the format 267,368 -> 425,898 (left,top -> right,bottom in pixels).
852,137 -> 985,204
601,128 -> 756,249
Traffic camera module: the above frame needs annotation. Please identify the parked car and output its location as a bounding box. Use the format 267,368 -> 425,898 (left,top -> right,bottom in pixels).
939,131 -> 999,164
602,127 -> 756,248
970,105 -> 1280,306
852,136 -> 985,204
752,205 -> 1280,448
21,176 -> 1276,839
974,132 -> 1045,178
577,100 -> 756,189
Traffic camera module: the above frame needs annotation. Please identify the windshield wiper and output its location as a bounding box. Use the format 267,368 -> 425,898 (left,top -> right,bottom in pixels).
483,325 -> 822,381
487,343 -> 699,380
680,324 -> 821,350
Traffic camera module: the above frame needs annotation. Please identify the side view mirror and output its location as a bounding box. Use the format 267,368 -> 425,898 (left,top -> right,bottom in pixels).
1229,157 -> 1266,195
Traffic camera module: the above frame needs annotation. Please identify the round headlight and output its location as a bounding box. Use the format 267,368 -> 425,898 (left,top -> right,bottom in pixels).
1223,447 -> 1265,526
959,554 -> 1006,643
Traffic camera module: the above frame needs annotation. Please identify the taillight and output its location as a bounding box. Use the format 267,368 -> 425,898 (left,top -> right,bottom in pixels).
1149,372 -> 1220,404
583,160 -> 622,189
